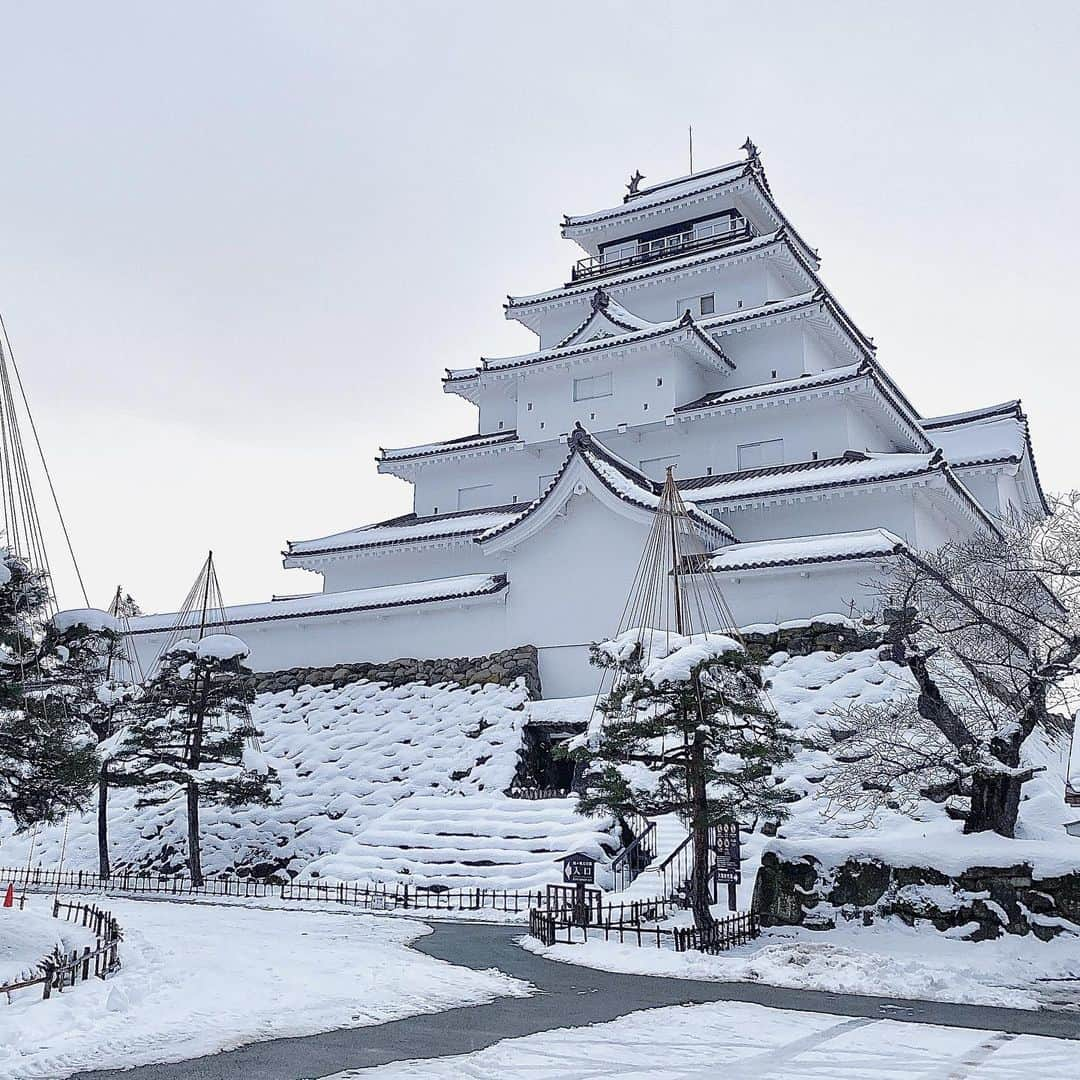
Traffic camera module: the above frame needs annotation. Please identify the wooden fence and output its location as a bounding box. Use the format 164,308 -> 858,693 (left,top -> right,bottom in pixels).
527,904 -> 759,954
0,898 -> 122,1002
0,865 -> 565,915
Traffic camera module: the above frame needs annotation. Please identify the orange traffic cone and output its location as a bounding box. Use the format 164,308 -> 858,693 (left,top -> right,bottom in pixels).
2,883 -> 13,908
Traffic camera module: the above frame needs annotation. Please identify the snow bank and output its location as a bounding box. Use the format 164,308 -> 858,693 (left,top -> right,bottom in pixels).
0,896 -> 529,1079
51,609 -> 119,635
523,912 -> 1080,1009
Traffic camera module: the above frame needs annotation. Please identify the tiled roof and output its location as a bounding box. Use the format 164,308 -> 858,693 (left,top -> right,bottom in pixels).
478,425 -> 734,546
379,430 -> 518,463
708,529 -> 906,573
127,574 -> 509,633
285,504 -> 520,559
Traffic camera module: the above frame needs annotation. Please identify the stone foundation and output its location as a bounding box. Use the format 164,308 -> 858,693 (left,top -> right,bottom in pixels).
754,852 -> 1080,940
250,644 -> 542,698
741,619 -> 881,663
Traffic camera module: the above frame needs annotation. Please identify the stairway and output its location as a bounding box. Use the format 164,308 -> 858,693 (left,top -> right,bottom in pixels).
300,793 -> 619,890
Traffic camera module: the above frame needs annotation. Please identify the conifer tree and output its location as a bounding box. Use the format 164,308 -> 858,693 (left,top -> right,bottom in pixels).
124,634 -> 275,885
579,633 -> 794,929
0,556 -> 97,828
44,605 -> 139,877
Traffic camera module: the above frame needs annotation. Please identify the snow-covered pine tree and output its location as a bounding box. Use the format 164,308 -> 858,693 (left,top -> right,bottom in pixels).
44,601 -> 140,877
580,633 -> 793,929
123,633 -> 275,885
0,555 -> 97,828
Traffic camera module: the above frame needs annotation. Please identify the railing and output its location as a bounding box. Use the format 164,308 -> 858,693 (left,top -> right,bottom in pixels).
571,220 -> 754,282
611,816 -> 658,891
505,786 -> 571,800
0,898 -> 122,1001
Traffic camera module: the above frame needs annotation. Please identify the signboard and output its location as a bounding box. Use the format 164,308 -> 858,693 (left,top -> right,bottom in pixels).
712,821 -> 741,885
561,852 -> 596,885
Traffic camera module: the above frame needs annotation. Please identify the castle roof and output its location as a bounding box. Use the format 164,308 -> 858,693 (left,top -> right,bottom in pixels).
560,153 -> 818,266
378,429 -> 518,465
922,400 -> 1049,513
675,358 -> 928,449
678,450 -> 1001,535
127,574 -> 509,633
707,528 -> 906,573
478,425 -> 734,547
284,504 -> 519,564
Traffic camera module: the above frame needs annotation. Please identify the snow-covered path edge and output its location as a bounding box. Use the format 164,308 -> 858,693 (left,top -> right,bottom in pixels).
0,896 -> 532,1080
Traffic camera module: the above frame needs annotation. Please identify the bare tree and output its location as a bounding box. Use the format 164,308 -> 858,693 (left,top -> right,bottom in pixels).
833,494 -> 1080,837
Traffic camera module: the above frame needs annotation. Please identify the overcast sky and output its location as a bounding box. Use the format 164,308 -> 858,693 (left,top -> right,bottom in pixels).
0,1 -> 1076,612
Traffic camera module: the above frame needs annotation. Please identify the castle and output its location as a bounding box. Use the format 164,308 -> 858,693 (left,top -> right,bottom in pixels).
130,144 -> 1046,697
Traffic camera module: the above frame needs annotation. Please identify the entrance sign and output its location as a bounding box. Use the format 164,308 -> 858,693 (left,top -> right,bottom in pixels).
561,852 -> 597,885
712,821 -> 741,885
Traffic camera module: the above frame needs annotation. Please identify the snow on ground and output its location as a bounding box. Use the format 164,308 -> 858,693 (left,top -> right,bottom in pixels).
0,677 -> 618,889
324,999 -> 1078,1079
0,895 -> 529,1080
523,913 -> 1080,1008
0,908 -> 95,986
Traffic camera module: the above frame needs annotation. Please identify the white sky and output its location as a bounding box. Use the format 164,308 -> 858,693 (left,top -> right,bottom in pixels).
0,1 -> 1077,613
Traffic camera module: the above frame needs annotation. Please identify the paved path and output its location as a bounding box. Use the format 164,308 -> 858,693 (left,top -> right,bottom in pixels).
77,920 -> 1080,1080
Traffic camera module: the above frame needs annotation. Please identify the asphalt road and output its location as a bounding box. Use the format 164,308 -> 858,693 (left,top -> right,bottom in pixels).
76,919 -> 1080,1080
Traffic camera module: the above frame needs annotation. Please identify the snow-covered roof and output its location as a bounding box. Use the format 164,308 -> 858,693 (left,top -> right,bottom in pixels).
922,401 -> 1049,514
708,529 -> 906,572
560,151 -> 819,267
679,451 -> 939,503
552,288 -> 657,349
675,359 -> 929,450
285,505 -> 519,562
465,306 -> 736,378
478,425 -> 734,547
563,159 -> 752,230
127,574 -> 509,634
680,450 -> 1002,536
378,430 -> 518,464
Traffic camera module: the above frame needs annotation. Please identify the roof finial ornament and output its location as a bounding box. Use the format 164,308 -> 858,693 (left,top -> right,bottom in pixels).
741,136 -> 760,161
591,287 -> 610,312
626,169 -> 645,195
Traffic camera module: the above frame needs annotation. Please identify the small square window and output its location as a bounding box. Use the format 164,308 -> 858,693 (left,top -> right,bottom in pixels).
737,299 -> 744,309
590,412 -> 596,421
512,495 -> 518,503
433,506 -> 438,514
527,402 -> 533,411
498,421 -> 504,429
699,294 -> 715,316
539,421 -> 545,430
642,403 -> 648,411
706,466 -> 713,476
812,451 -> 819,460
656,377 -> 663,387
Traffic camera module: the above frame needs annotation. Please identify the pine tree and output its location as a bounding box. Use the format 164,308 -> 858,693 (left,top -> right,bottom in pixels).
123,633 -> 275,885
0,555 -> 97,828
44,605 -> 139,877
579,633 -> 794,929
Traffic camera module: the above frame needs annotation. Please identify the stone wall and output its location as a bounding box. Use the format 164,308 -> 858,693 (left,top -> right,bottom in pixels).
740,618 -> 881,663
250,644 -> 541,698
754,852 -> 1080,941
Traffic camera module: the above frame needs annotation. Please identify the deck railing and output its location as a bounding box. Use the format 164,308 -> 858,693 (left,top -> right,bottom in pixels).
571,220 -> 753,282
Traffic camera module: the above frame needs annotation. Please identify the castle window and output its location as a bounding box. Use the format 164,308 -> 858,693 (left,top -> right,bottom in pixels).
737,438 -> 784,471
642,403 -> 648,411
573,373 -> 612,401
656,377 -> 663,387
457,483 -> 494,511
699,294 -> 715,316
527,402 -> 533,411
539,421 -> 545,430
